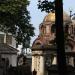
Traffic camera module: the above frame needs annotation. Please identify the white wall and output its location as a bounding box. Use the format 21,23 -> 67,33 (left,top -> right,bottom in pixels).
1,54 -> 17,67
11,55 -> 17,66
11,37 -> 16,48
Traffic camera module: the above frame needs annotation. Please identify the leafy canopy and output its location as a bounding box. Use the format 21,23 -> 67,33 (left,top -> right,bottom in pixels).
0,0 -> 35,48
38,0 -> 55,13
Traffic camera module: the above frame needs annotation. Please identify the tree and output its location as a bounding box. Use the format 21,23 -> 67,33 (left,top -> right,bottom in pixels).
0,0 -> 35,49
38,0 -> 67,75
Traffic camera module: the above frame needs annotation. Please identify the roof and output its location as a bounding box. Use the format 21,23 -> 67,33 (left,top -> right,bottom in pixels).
32,44 -> 56,51
32,35 -> 56,51
0,43 -> 19,54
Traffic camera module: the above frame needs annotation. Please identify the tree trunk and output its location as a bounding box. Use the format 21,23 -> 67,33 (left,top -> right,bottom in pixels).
55,0 -> 67,75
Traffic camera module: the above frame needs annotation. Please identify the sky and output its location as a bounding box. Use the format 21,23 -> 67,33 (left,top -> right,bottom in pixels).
28,0 -> 75,45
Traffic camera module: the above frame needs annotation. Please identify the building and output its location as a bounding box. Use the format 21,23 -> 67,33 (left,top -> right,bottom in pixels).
32,12 -> 75,75
0,32 -> 18,67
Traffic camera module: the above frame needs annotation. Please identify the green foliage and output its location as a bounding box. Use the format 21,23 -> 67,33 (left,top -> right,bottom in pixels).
0,0 -> 35,48
38,0 -> 55,13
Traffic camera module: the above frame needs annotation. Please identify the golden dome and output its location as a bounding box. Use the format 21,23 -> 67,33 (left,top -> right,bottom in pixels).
44,12 -> 55,22
43,12 -> 71,22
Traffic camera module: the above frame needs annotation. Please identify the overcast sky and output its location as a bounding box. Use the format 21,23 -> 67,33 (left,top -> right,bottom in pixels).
28,0 -> 75,44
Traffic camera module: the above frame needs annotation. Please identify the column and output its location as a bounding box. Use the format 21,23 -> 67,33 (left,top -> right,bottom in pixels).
4,33 -> 6,43
40,56 -> 45,75
37,56 -> 40,75
32,56 -> 35,71
69,57 -> 74,66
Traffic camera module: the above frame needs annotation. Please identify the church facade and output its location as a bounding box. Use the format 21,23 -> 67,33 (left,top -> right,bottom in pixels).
32,12 -> 75,75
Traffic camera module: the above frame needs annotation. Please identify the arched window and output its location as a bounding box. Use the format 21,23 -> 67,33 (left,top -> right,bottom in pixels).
35,42 -> 41,45
51,24 -> 56,33
65,25 -> 69,34
74,27 -> 75,35
71,25 -> 73,34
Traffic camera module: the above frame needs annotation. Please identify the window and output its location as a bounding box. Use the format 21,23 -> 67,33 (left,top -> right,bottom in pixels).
51,24 -> 56,33
0,34 -> 4,43
65,25 -> 69,33
71,25 -> 73,34
6,35 -> 12,44
35,42 -> 41,45
74,28 -> 75,35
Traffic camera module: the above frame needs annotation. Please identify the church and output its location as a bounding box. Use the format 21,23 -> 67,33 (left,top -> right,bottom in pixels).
32,12 -> 75,75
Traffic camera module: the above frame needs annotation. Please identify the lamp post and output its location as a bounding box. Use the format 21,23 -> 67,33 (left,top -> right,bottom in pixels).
55,1 -> 67,75
70,10 -> 75,19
